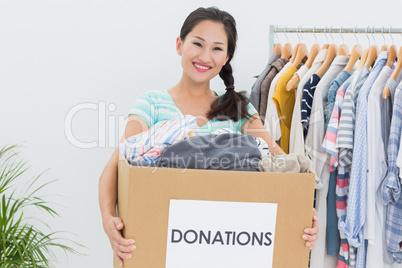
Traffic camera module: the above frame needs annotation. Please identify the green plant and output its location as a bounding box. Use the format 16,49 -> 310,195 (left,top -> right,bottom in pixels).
0,145 -> 83,267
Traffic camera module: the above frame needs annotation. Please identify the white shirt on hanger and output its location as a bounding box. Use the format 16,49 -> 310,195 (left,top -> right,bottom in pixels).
366,65 -> 395,268
306,55 -> 350,268
289,49 -> 328,155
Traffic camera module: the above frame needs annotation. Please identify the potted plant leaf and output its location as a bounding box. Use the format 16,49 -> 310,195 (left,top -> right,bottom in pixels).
0,145 -> 84,267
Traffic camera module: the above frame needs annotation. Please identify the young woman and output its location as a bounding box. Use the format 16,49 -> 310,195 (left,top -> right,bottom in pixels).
99,6 -> 318,266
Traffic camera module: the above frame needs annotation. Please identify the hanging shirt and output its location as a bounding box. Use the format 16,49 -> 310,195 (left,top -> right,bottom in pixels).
322,78 -> 353,268
306,55 -> 350,158
382,82 -> 402,263
322,74 -> 354,164
334,68 -> 369,268
250,53 -> 281,111
259,58 -> 289,122
306,54 -> 350,183
324,70 -> 352,130
339,51 -> 388,268
128,89 -> 258,135
318,67 -> 351,259
305,55 -> 349,268
264,61 -> 293,141
301,74 -> 321,137
289,48 -> 328,155
336,67 -> 370,166
326,170 -> 340,256
294,65 -> 309,89
366,65 -> 395,268
272,65 -> 299,153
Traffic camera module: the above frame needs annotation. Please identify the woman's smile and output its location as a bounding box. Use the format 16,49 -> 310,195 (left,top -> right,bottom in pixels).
193,62 -> 212,72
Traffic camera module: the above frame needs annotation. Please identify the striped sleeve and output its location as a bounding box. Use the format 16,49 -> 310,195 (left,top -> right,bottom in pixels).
128,92 -> 157,127
247,101 -> 258,116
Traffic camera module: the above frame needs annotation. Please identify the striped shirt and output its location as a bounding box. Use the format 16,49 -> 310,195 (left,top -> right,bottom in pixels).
128,89 -> 258,135
322,78 -> 353,268
301,74 -> 321,137
340,51 -> 387,268
382,82 -> 402,263
324,70 -> 351,130
119,115 -> 200,163
336,67 -> 370,166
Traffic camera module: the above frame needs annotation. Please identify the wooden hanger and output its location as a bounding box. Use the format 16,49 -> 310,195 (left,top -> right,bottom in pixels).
383,46 -> 402,99
364,45 -> 378,69
344,44 -> 363,73
315,44 -> 337,78
286,44 -> 320,92
289,43 -> 300,63
386,45 -> 397,67
304,43 -> 320,69
291,43 -> 308,67
357,49 -> 369,71
337,44 -> 350,56
281,43 -> 292,59
380,44 -> 388,52
273,43 -> 282,54
322,44 -> 329,49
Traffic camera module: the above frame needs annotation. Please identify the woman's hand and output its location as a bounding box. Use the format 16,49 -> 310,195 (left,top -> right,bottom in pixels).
104,215 -> 136,267
302,208 -> 318,249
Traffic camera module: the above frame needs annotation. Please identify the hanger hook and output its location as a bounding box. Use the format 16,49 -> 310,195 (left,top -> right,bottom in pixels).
340,25 -> 345,44
324,25 -> 329,43
354,26 -> 359,44
297,25 -> 301,43
300,26 -> 304,42
371,26 -> 376,45
366,26 -> 371,47
274,25 -> 280,44
389,26 -> 395,45
284,25 -> 289,43
313,25 -> 318,43
329,25 -> 334,44
382,26 -> 386,45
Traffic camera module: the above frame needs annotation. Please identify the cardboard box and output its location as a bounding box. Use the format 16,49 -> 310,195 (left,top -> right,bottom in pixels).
114,153 -> 315,268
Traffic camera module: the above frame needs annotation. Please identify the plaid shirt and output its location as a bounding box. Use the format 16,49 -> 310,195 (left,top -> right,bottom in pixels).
382,83 -> 402,263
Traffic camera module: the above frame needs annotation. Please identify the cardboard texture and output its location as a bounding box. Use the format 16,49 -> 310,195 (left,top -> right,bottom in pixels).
114,153 -> 315,268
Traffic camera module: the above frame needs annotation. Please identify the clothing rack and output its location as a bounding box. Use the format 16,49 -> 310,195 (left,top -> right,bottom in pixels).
268,25 -> 402,58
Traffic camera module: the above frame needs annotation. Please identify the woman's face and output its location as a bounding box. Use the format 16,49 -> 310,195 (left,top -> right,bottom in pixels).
177,20 -> 230,85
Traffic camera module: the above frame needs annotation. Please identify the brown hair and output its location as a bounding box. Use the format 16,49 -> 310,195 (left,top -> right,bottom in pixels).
180,6 -> 257,122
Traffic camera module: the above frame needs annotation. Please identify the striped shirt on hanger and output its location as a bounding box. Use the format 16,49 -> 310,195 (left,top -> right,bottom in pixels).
289,48 -> 328,155
322,78 -> 353,268
336,67 -> 370,166
324,70 -> 352,130
339,51 -> 387,268
301,74 -> 320,137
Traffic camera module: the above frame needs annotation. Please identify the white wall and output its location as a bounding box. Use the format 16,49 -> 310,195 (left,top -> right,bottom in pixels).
1,0 -> 402,267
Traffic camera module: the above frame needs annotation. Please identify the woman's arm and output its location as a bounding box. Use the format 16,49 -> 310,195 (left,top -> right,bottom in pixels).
99,114 -> 149,266
240,113 -> 285,155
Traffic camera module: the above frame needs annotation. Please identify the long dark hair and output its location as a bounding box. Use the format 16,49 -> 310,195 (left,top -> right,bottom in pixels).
180,6 -> 257,122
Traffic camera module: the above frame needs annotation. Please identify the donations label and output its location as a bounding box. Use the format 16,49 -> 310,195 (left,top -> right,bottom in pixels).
165,199 -> 278,268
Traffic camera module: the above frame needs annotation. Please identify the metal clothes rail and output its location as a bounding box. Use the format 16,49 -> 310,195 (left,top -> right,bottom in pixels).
268,25 -> 402,57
